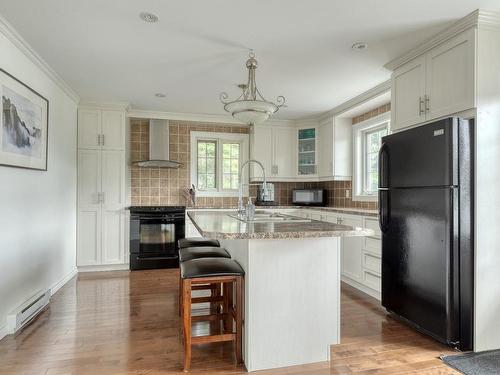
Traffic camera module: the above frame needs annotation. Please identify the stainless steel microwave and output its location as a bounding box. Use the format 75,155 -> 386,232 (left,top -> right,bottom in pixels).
292,189 -> 327,206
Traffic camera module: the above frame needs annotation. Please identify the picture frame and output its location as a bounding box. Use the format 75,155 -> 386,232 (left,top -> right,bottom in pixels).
0,68 -> 49,171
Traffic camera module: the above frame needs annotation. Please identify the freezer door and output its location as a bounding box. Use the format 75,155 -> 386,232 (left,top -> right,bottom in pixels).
380,118 -> 458,188
381,187 -> 459,345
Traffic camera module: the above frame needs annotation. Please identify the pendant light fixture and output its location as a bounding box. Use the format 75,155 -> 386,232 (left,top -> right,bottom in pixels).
220,51 -> 286,125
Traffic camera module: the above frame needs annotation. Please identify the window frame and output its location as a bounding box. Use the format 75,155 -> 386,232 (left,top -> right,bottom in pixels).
352,112 -> 390,202
190,131 -> 249,197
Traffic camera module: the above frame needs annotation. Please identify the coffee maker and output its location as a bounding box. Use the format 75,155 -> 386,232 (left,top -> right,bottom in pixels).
256,183 -> 275,206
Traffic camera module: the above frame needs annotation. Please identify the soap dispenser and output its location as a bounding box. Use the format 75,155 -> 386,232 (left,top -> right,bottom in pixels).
246,196 -> 255,220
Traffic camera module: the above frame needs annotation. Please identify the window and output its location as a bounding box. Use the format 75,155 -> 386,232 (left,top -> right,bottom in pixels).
222,143 -> 240,189
363,126 -> 388,195
352,112 -> 390,201
190,131 -> 249,197
197,141 -> 216,189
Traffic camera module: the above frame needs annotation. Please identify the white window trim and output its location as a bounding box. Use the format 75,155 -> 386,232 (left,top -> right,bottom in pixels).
352,112 -> 390,202
190,131 -> 249,197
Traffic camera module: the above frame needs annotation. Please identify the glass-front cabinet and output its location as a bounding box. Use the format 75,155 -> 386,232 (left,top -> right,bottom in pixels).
297,127 -> 317,175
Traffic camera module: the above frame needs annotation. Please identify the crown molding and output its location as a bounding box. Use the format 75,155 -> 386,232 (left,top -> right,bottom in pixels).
79,101 -> 131,111
318,79 -> 391,122
0,14 -> 80,104
385,9 -> 500,71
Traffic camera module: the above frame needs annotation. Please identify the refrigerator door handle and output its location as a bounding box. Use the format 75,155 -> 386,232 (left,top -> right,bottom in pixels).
379,190 -> 390,233
379,142 -> 389,188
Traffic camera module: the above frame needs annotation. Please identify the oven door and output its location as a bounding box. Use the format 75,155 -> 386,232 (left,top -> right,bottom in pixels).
130,215 -> 183,257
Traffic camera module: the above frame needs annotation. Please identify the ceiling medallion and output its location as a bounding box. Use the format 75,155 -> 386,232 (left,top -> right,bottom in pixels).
220,51 -> 286,125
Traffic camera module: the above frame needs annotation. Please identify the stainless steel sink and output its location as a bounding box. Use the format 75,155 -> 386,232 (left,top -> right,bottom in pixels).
227,211 -> 311,223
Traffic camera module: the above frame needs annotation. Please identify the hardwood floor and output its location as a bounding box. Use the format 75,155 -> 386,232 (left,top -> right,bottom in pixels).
0,270 -> 458,374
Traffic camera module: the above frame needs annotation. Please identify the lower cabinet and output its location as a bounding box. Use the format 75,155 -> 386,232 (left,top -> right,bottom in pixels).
340,216 -> 364,284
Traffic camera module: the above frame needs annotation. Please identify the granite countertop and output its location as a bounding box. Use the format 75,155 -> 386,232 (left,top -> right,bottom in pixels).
188,206 -> 378,217
187,210 -> 374,240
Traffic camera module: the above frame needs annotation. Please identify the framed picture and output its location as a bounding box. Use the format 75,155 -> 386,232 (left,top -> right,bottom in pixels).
0,68 -> 49,171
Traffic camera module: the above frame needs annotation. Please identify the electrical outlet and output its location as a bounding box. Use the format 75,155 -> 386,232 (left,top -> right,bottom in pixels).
345,189 -> 350,198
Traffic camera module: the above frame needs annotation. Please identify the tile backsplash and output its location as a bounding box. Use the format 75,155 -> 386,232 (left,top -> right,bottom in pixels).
130,119 -> 248,207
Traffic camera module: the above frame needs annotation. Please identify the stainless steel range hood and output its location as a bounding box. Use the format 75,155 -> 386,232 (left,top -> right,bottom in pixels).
133,119 -> 181,168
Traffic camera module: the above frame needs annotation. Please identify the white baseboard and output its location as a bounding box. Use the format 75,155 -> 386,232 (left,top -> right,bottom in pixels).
341,276 -> 381,301
50,268 -> 78,296
78,264 -> 129,272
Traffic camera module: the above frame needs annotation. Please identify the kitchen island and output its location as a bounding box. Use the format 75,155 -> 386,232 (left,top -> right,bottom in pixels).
187,210 -> 373,372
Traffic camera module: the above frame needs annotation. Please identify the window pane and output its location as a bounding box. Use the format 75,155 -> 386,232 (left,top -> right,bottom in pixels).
363,124 -> 388,194
231,144 -> 240,158
223,174 -> 231,189
206,142 -> 216,157
198,158 -> 206,174
223,143 -> 231,158
231,177 -> 239,190
206,158 -> 215,174
231,159 -> 239,174
206,174 -> 215,189
198,174 -> 206,189
223,159 -> 231,173
198,142 -> 206,156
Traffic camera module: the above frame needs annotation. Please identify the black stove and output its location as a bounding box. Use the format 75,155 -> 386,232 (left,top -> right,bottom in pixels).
129,206 -> 186,270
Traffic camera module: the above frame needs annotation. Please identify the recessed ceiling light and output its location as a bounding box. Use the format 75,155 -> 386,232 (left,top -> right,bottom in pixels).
351,42 -> 368,51
140,12 -> 159,23
155,93 -> 166,98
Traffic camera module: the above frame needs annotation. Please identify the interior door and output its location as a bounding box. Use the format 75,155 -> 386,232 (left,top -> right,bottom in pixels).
381,187 -> 459,345
101,110 -> 125,151
391,55 -> 426,131
78,109 -> 101,149
77,150 -> 101,266
425,28 -> 475,121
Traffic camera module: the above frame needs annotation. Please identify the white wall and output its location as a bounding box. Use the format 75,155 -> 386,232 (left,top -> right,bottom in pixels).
0,23 -> 78,337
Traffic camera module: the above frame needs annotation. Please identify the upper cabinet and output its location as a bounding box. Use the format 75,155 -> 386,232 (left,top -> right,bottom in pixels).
318,116 -> 352,180
250,125 -> 295,180
391,28 -> 476,132
297,126 -> 317,177
78,109 -> 126,150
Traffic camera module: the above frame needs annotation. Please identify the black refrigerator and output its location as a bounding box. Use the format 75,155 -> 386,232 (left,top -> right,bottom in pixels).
378,117 -> 474,351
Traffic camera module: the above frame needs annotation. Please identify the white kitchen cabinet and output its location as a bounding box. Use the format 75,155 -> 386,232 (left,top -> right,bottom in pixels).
425,29 -> 475,121
391,56 -> 427,131
318,116 -> 352,180
78,109 -> 126,150
340,216 -> 364,284
297,126 -> 317,177
77,107 -> 128,269
78,109 -> 101,149
274,126 -> 295,178
250,125 -> 294,180
391,28 -> 475,132
101,111 -> 126,150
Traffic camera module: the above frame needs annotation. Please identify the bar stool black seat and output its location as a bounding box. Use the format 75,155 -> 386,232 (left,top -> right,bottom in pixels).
180,257 -> 244,279
180,257 -> 244,371
178,238 -> 220,249
179,246 -> 230,263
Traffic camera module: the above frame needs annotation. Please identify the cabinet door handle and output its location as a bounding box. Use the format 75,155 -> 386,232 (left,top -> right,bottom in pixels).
97,134 -> 101,146
419,97 -> 424,115
101,134 -> 105,146
101,192 -> 105,204
425,95 -> 430,112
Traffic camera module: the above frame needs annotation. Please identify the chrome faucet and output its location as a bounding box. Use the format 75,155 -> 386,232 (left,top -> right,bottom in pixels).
238,159 -> 268,215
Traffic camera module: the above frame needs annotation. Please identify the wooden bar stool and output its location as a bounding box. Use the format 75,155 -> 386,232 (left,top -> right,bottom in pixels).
178,246 -> 231,316
180,257 -> 244,372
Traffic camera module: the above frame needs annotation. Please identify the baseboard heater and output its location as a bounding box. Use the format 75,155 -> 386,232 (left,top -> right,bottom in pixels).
6,289 -> 50,334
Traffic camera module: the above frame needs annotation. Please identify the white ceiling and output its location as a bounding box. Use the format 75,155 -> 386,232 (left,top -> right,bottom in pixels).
0,0 -> 499,120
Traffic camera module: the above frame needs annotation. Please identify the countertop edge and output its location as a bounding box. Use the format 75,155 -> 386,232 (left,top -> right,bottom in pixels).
187,211 -> 375,240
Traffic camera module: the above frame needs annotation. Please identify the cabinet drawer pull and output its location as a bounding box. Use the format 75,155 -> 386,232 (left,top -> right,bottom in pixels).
425,95 -> 430,112
419,97 -> 424,115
